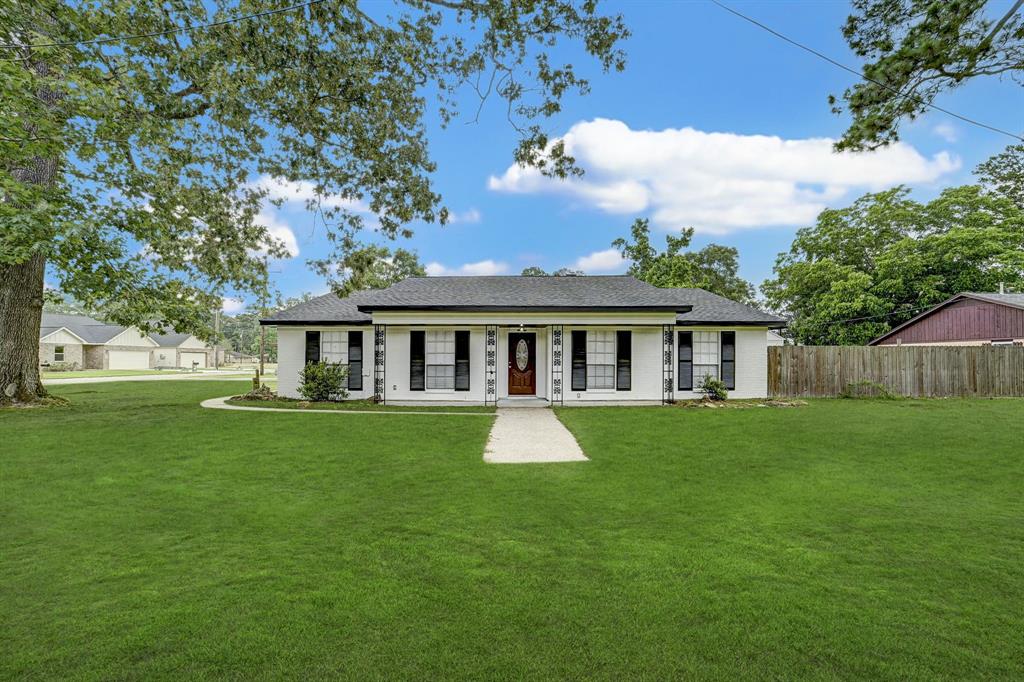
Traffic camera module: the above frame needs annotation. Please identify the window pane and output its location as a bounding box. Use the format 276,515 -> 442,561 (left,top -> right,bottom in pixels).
587,364 -> 614,389
321,330 -> 347,364
426,364 -> 454,389
694,364 -> 719,386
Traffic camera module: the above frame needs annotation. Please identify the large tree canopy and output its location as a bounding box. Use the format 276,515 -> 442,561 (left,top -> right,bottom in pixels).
762,185 -> 1024,345
0,0 -> 628,403
612,219 -> 756,305
325,244 -> 426,297
833,0 -> 1024,151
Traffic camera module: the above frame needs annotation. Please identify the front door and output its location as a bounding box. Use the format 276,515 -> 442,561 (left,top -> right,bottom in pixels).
508,332 -> 536,395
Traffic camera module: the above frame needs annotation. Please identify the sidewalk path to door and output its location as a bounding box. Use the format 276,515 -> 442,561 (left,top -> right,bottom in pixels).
484,408 -> 588,463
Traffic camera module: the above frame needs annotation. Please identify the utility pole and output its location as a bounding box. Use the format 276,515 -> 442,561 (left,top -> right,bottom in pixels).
213,308 -> 221,370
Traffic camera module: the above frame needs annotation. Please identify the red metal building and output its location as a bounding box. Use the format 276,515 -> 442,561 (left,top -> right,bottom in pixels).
870,292 -> 1024,346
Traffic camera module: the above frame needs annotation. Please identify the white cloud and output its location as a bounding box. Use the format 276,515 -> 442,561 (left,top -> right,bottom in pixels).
425,259 -> 509,276
221,297 -> 246,314
488,118 -> 960,234
447,208 -> 482,224
252,175 -> 370,213
932,121 -> 958,143
574,248 -> 626,274
256,209 -> 300,258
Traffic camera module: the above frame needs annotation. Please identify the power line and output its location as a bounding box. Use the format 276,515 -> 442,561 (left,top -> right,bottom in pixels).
0,0 -> 326,51
709,0 -> 1024,144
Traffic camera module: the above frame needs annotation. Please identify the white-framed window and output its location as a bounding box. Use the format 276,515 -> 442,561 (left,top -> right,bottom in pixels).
586,330 -> 616,389
426,329 -> 455,389
54,346 -> 65,362
692,331 -> 719,386
321,331 -> 347,364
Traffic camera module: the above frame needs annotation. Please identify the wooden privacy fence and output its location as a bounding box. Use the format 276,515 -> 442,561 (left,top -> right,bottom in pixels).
768,345 -> 1024,398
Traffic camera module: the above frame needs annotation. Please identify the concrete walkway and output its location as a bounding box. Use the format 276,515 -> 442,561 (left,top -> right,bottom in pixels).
200,395 -> 494,417
484,408 -> 588,464
45,371 -> 252,385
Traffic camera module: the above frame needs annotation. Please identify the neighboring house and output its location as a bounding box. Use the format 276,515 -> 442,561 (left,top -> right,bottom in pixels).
869,292 -> 1024,347
261,276 -> 785,405
38,313 -> 158,370
150,331 -> 214,369
767,329 -> 787,346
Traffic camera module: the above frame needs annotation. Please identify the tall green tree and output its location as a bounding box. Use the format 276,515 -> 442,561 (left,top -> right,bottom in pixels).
763,186 -> 1024,345
519,266 -> 584,276
0,0 -> 628,404
977,143 -> 1024,210
612,219 -> 756,304
320,244 -> 426,297
833,0 -> 1024,151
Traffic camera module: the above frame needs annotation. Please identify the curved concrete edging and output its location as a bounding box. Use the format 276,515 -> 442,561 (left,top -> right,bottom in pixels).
200,395 -> 495,417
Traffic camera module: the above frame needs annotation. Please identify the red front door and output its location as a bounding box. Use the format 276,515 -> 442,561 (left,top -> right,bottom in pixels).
508,332 -> 536,395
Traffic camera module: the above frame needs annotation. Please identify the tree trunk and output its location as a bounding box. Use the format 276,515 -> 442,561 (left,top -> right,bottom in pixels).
0,254 -> 47,404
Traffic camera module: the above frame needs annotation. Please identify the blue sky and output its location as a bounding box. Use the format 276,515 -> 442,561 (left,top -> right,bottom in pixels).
250,0 -> 1024,311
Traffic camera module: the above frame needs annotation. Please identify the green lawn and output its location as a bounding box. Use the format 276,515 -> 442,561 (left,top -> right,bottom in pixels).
3,383 -> 1022,679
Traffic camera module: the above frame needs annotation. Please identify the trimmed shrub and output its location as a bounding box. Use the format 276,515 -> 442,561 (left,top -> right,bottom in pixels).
298,362 -> 348,402
699,374 -> 728,401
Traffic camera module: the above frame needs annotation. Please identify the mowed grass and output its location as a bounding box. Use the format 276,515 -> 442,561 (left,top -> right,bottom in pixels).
2,383 -> 1023,680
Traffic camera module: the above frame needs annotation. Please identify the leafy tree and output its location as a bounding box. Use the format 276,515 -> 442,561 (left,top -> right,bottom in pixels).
612,219 -> 756,304
520,266 -> 584,276
321,244 -> 426,297
977,143 -> 1024,209
763,186 -> 1024,345
833,0 -> 1024,150
0,1 -> 628,404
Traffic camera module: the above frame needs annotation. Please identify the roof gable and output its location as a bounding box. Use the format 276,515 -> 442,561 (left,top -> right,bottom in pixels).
39,313 -> 124,344
869,292 -> 1024,345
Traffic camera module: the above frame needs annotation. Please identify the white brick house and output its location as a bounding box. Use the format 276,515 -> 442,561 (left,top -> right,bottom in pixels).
262,276 -> 785,405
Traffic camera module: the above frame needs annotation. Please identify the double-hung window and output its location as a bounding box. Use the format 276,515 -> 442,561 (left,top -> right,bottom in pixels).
692,331 -> 719,386
54,346 -> 65,362
425,330 -> 455,389
586,330 -> 616,389
321,331 -> 347,364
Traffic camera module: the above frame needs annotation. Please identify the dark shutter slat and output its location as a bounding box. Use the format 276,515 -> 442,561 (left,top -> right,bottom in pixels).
304,331 -> 320,365
347,330 -> 363,391
616,330 -> 631,391
677,331 -> 693,391
571,330 -> 587,391
721,331 -> 736,390
454,330 -> 470,391
410,330 -> 425,391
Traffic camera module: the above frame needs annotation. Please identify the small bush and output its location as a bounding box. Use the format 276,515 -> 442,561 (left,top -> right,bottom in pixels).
699,375 -> 728,401
298,362 -> 348,402
840,380 -> 899,400
45,362 -> 77,372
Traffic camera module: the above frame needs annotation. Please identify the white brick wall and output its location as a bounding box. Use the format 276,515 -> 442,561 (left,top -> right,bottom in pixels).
673,327 -> 768,400
275,323 -> 771,402
276,326 -> 373,400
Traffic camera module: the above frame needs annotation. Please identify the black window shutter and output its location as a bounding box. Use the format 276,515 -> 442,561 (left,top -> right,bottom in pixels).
616,330 -> 631,391
454,330 -> 470,391
721,331 -> 736,390
677,331 -> 693,391
571,330 -> 587,391
347,330 -> 363,391
304,331 -> 320,364
410,330 -> 425,391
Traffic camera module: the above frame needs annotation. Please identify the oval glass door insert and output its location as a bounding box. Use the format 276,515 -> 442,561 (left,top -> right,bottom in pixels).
515,339 -> 529,371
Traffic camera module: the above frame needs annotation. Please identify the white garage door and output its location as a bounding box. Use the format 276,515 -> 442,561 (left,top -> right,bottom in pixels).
108,350 -> 151,370
180,352 -> 207,369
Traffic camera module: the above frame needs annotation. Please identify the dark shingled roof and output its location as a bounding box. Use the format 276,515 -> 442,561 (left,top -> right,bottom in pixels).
671,288 -> 786,327
150,331 -> 196,347
261,290 -> 373,325
353,275 -> 691,310
262,276 -> 785,326
39,313 -> 125,344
